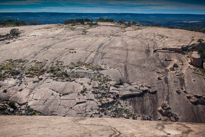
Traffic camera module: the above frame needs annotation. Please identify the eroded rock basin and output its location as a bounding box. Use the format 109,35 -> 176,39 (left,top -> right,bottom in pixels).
0,23 -> 205,123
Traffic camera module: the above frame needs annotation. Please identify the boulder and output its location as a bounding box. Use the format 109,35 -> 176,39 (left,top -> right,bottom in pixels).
189,97 -> 198,104
191,51 -> 202,67
157,107 -> 162,112
92,81 -> 98,88
149,89 -> 157,94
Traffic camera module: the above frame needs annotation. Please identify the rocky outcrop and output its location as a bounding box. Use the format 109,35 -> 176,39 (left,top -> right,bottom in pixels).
0,59 -> 160,120
0,100 -> 42,115
1,24 -> 205,123
191,51 -> 202,67
186,94 -> 205,105
157,102 -> 179,122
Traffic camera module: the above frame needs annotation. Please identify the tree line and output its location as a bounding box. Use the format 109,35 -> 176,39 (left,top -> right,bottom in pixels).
1,18 -> 204,34
0,19 -> 41,27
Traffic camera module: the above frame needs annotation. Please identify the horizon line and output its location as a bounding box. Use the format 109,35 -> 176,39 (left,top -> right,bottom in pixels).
0,12 -> 205,15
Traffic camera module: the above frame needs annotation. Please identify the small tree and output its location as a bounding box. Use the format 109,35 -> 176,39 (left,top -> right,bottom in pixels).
10,28 -> 20,37
118,19 -> 125,24
127,21 -> 131,27
200,28 -> 205,33
198,39 -> 204,44
132,20 -> 137,25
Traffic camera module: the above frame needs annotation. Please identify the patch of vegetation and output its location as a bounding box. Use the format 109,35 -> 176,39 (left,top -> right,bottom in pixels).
26,66 -> 44,77
87,22 -> 98,27
64,18 -> 91,25
80,88 -> 87,94
0,59 -> 26,81
57,72 -> 69,77
118,19 -> 126,24
10,29 -> 20,37
69,48 -> 75,50
115,79 -> 123,85
82,30 -> 88,35
0,19 -> 26,27
129,89 -> 134,92
26,105 -> 43,116
66,25 -> 76,30
194,41 -> 205,61
43,26 -> 52,29
97,17 -> 114,22
8,100 -> 16,109
28,20 -> 41,25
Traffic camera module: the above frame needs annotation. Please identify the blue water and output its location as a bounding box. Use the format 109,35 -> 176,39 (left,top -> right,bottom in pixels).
0,12 -> 205,26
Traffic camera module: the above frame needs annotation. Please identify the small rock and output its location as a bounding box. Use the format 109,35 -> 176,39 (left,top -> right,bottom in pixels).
161,117 -> 168,121
186,94 -> 193,99
92,81 -> 98,88
149,89 -> 157,94
9,108 -> 14,112
137,117 -> 141,120
169,67 -> 174,71
176,89 -> 181,94
163,110 -> 170,115
157,107 -> 162,112
193,94 -> 202,98
107,98 -> 114,102
158,117 -> 161,120
189,97 -> 198,104
21,110 -> 25,115
161,103 -> 166,108
140,87 -> 149,92
145,85 -> 151,88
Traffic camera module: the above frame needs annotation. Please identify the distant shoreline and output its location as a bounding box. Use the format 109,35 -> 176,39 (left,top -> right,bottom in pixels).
0,12 -> 205,15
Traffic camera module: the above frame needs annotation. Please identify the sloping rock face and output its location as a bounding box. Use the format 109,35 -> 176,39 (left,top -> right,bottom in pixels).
0,24 -> 205,123
191,51 -> 202,67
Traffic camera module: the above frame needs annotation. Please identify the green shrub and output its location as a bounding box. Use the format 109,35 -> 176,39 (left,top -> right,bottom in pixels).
28,67 -> 39,72
3,89 -> 7,93
10,29 -> 20,37
8,100 -> 16,109
97,17 -> 114,22
80,88 -> 87,94
58,72 -> 69,77
115,79 -> 123,85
